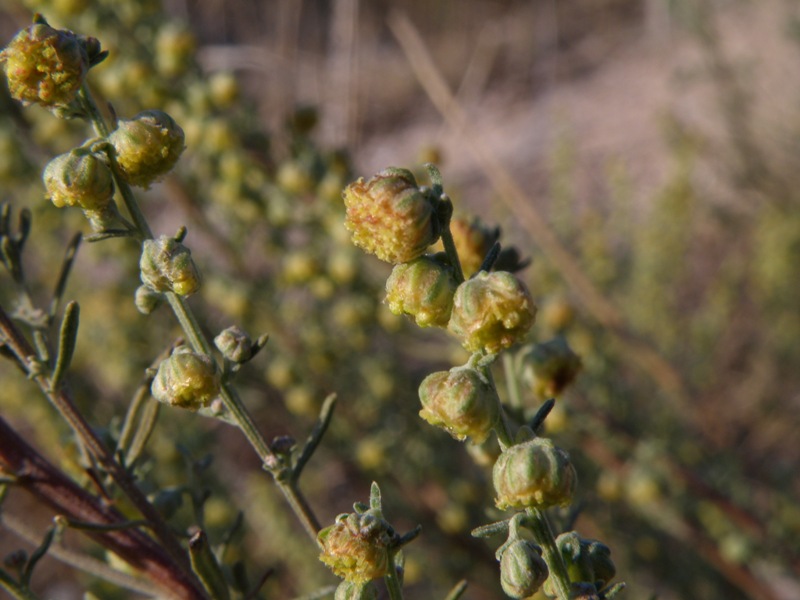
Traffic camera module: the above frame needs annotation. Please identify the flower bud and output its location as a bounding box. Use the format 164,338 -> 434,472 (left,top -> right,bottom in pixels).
0,19 -> 89,107
43,145 -> 114,211
108,110 -> 185,188
214,325 -> 253,363
499,540 -> 549,599
520,337 -> 582,399
343,168 -> 439,264
493,437 -> 577,510
448,271 -> 536,354
418,366 -> 498,443
134,284 -> 162,315
553,532 -> 616,588
151,347 -> 220,408
140,235 -> 201,296
385,253 -> 458,328
318,512 -> 392,584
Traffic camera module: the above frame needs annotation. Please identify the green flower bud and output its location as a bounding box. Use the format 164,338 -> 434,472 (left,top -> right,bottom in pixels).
334,581 -> 378,600
134,284 -> 162,315
385,253 -> 458,328
140,235 -> 201,296
318,512 -> 392,584
43,145 -> 114,211
493,437 -> 577,510
343,168 -> 439,264
499,540 -> 549,599
418,365 -> 498,443
214,326 -> 253,363
520,337 -> 582,399
448,271 -> 536,354
108,110 -> 185,188
551,532 -> 616,589
151,347 -> 220,408
0,19 -> 89,107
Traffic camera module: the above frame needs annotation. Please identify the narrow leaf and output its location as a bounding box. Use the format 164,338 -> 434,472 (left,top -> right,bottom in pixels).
189,530 -> 231,600
51,301 -> 80,390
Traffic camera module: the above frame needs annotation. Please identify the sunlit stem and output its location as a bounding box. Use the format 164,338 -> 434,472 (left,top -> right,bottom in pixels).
526,508 -> 571,600
79,83 -> 322,543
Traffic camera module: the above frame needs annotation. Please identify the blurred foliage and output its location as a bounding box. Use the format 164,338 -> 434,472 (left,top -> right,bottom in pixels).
0,1 -> 799,600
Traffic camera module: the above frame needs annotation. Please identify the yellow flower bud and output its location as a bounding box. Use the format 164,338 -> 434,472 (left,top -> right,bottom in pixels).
385,254 -> 458,328
140,235 -> 201,296
318,513 -> 391,584
0,19 -> 89,107
43,144 -> 114,211
108,110 -> 185,188
493,437 -> 577,510
151,347 -> 220,408
418,366 -> 498,443
343,168 -> 439,264
448,271 -> 536,354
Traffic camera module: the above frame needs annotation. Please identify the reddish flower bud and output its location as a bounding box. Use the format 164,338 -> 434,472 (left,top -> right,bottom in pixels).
343,168 -> 439,264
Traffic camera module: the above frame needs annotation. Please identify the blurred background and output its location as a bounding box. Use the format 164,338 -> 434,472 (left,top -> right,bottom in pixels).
1,0 -> 799,599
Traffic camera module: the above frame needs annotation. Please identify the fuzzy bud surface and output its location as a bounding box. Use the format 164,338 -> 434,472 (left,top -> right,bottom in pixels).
499,540 -> 549,598
343,168 -> 439,264
140,235 -> 200,296
43,145 -> 114,211
418,366 -> 499,443
448,271 -> 536,354
109,110 -> 185,188
318,513 -> 392,584
0,20 -> 88,107
493,437 -> 577,510
214,325 -> 253,363
385,253 -> 458,328
151,347 -> 220,408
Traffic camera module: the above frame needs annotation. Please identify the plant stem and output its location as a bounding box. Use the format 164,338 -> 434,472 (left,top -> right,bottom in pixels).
526,508 -> 571,600
502,352 -> 523,410
384,554 -> 404,600
0,570 -> 40,600
79,83 -> 322,542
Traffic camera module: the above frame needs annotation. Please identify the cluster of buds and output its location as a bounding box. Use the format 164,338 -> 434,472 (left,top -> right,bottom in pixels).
542,532 -> 616,598
343,166 -> 535,353
2,17 -> 185,234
